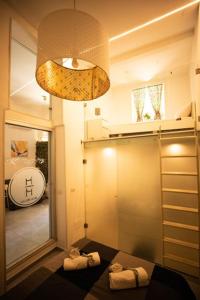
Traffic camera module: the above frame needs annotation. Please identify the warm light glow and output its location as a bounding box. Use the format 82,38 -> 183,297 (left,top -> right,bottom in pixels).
62,58 -> 95,70
36,9 -> 110,101
72,58 -> 79,69
168,143 -> 182,155
103,148 -> 115,157
110,0 -> 200,42
41,132 -> 48,141
140,73 -> 155,82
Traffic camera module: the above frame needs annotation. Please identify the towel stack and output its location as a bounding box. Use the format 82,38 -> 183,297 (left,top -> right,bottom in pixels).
109,263 -> 149,290
63,247 -> 101,271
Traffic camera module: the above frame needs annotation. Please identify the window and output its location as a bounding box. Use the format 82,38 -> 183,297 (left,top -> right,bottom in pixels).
131,83 -> 165,122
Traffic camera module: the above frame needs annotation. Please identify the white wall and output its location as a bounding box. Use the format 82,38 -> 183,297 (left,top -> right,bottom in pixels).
0,1 -> 13,294
84,90 -> 112,123
63,101 -> 85,247
164,72 -> 191,119
10,101 -> 50,121
54,125 -> 67,249
85,71 -> 192,125
190,5 -> 200,120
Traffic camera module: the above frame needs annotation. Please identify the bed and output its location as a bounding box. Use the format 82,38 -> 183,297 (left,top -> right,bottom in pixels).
3,240 -> 195,300
85,118 -> 195,140
109,118 -> 195,137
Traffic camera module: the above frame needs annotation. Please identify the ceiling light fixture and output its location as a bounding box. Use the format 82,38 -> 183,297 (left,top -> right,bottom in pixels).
36,0 -> 110,101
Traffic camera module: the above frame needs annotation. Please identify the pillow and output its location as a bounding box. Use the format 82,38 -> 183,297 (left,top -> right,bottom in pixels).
176,102 -> 192,120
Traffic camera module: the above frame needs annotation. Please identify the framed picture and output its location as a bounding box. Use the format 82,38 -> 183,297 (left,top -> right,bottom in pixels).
11,140 -> 28,157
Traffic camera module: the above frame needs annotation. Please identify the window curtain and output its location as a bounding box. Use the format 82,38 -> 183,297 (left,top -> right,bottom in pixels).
133,88 -> 145,122
148,84 -> 163,120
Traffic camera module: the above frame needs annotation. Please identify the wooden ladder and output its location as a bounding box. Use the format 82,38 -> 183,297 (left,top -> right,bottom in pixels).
159,129 -> 200,277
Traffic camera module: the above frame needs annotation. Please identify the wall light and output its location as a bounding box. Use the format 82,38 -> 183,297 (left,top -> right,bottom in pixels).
168,143 -> 182,155
36,3 -> 110,101
103,148 -> 115,157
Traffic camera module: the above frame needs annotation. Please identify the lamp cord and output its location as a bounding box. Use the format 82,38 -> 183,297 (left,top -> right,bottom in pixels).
74,0 -> 76,10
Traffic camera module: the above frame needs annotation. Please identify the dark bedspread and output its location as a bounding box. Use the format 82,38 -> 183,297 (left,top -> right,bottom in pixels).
2,240 -> 196,300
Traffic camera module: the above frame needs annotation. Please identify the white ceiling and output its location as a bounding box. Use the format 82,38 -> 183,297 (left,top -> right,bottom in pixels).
7,0 -> 198,57
5,1 -> 197,36
6,0 -> 199,105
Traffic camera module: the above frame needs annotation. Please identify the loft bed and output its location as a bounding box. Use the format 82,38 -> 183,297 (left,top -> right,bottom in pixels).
109,117 -> 195,138
4,240 -> 196,299
85,117 -> 195,141
85,102 -> 196,140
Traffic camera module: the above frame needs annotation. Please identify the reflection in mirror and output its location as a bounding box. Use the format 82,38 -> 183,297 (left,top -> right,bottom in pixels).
5,124 -> 51,266
10,20 -> 51,120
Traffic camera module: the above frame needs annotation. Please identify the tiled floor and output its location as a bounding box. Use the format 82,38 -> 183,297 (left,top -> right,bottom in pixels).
5,199 -> 50,265
6,240 -> 200,300
7,247 -> 65,291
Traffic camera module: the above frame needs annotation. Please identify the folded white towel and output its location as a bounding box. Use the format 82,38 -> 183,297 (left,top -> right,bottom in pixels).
69,247 -> 80,259
109,267 -> 149,290
63,252 -> 100,271
86,252 -> 101,267
109,262 -> 123,273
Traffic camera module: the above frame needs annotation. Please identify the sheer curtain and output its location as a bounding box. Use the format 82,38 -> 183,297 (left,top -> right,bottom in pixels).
132,88 -> 145,122
148,84 -> 163,120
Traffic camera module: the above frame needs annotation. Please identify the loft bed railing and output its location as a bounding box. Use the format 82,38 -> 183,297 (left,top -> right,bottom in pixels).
83,101 -> 197,143
83,119 -> 196,143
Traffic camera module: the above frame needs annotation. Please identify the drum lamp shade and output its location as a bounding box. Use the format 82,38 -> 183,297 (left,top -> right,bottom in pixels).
36,9 -> 110,101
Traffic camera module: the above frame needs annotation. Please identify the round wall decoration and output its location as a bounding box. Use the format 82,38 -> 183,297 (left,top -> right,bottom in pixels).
8,167 -> 46,207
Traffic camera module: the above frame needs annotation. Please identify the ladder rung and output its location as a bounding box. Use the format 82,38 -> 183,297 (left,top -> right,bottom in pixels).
160,129 -> 195,135
162,188 -> 198,194
161,155 -> 197,158
164,237 -> 199,249
162,205 -> 198,213
160,136 -> 196,141
161,172 -> 198,176
164,254 -> 199,267
163,221 -> 199,231
160,132 -> 200,272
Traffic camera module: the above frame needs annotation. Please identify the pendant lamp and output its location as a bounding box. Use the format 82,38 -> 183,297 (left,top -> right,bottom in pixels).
36,6 -> 110,101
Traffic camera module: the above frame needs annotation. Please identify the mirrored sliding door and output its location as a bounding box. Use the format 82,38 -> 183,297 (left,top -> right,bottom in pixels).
5,124 -> 52,266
